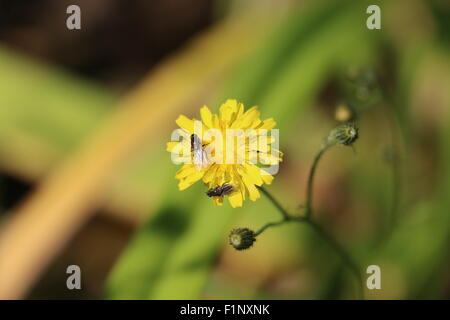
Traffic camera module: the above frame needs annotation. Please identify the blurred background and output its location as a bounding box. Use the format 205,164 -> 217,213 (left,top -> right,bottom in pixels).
0,0 -> 449,299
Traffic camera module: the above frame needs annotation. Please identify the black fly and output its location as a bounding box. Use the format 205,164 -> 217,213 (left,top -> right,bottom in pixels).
206,184 -> 234,197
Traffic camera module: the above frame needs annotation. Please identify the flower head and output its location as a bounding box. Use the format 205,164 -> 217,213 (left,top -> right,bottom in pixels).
167,99 -> 282,207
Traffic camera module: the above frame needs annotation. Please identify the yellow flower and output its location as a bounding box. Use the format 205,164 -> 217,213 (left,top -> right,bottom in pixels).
167,99 -> 282,208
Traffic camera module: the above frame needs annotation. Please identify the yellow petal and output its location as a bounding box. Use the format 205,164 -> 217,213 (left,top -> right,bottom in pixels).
231,167 -> 246,201
175,164 -> 196,179
214,166 -> 226,186
219,99 -> 238,125
228,191 -> 243,208
261,172 -> 274,185
235,106 -> 260,129
228,101 -> 244,127
214,197 -> 224,206
244,181 -> 260,201
203,165 -> 218,183
258,152 -> 281,165
175,115 -> 195,133
257,118 -> 277,130
200,105 -> 213,128
178,169 -> 204,190
166,141 -> 179,152
172,154 -> 190,164
239,164 -> 263,186
207,113 -> 219,129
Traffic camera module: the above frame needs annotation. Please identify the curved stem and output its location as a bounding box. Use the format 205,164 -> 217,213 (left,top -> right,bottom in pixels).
306,220 -> 364,299
258,186 -> 290,220
305,144 -> 331,219
254,219 -> 286,236
380,86 -> 404,235
258,185 -> 364,299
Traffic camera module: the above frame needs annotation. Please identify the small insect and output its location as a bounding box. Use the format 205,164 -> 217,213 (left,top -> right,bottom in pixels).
206,184 -> 234,197
190,134 -> 209,171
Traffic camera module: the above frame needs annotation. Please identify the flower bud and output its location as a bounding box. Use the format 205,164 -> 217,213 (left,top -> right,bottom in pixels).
228,228 -> 256,250
334,103 -> 355,122
327,123 -> 359,146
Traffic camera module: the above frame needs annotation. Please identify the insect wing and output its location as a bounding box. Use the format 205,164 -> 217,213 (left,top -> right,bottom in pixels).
221,184 -> 234,195
191,134 -> 206,171
200,148 -> 209,169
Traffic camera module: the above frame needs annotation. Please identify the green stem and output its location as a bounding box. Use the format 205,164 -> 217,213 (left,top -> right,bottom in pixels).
305,144 -> 331,218
258,187 -> 364,299
258,186 -> 290,221
254,219 -> 287,236
306,219 -> 364,299
380,86 -> 404,234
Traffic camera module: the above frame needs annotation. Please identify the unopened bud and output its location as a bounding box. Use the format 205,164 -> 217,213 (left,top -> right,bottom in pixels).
335,103 -> 354,122
327,123 -> 359,146
229,228 -> 256,250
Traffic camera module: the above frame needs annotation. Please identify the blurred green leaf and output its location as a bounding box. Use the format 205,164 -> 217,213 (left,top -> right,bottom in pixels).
0,46 -> 117,179
0,46 -> 117,152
